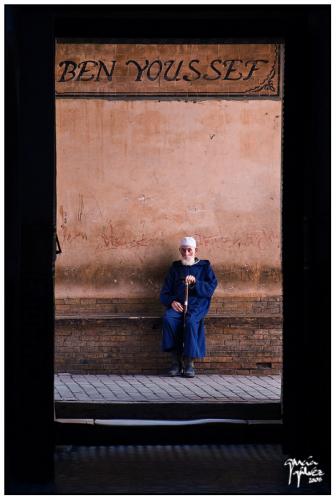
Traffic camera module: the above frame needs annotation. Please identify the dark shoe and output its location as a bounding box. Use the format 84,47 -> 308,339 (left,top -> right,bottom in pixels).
168,351 -> 183,377
183,358 -> 195,378
168,362 -> 181,377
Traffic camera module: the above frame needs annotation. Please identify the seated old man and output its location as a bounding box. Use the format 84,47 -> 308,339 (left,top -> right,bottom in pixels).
159,236 -> 218,377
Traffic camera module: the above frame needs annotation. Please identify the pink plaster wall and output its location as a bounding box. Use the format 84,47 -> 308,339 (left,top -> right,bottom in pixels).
55,98 -> 282,298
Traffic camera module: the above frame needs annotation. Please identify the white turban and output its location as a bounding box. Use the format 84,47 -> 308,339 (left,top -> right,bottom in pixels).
180,236 -> 197,248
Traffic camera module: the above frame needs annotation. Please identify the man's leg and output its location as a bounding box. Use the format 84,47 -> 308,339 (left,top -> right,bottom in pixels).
162,308 -> 184,376
183,316 -> 206,377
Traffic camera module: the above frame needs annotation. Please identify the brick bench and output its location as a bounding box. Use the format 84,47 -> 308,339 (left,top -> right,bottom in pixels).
55,307 -> 282,375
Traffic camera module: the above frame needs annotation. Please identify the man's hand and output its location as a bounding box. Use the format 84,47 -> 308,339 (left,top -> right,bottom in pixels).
171,300 -> 184,312
185,275 -> 196,285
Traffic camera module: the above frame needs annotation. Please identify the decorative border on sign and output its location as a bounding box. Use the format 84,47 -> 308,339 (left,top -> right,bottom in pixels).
245,44 -> 279,94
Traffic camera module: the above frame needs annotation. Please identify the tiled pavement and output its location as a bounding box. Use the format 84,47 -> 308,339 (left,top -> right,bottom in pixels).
54,374 -> 281,402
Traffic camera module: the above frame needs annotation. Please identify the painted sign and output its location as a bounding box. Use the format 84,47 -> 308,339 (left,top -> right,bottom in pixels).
55,43 -> 281,97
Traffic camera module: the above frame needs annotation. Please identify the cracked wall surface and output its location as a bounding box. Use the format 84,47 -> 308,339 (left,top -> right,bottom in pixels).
56,98 -> 282,298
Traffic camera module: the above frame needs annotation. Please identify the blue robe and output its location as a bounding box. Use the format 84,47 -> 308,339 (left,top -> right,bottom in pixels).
159,259 -> 218,358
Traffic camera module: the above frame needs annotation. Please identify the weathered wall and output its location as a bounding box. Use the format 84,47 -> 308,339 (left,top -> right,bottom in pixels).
55,98 -> 282,298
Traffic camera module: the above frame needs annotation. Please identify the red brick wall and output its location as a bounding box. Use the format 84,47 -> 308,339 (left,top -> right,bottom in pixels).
55,297 -> 282,375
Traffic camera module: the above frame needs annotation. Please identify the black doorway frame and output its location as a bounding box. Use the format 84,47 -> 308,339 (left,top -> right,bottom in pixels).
5,4 -> 331,492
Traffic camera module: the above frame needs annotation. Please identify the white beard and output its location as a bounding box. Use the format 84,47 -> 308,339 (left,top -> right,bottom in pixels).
181,257 -> 195,266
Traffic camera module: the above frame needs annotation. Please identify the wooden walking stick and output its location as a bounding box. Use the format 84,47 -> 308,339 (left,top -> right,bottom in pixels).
183,279 -> 189,329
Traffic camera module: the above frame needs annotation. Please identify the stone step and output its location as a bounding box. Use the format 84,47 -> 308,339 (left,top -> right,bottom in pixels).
55,400 -> 281,420
55,413 -> 283,446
